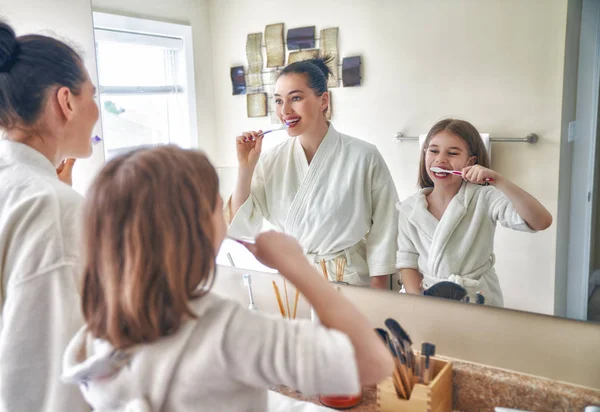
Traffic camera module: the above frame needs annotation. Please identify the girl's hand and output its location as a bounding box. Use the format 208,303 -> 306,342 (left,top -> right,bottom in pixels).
236,131 -> 263,171
461,165 -> 501,185
56,158 -> 76,186
240,231 -> 306,275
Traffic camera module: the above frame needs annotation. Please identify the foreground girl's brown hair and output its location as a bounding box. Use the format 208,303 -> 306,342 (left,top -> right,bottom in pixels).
418,118 -> 491,188
81,145 -> 219,349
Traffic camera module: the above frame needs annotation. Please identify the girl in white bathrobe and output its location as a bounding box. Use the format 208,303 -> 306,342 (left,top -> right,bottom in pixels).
228,57 -> 399,289
62,146 -> 393,412
396,119 -> 552,307
0,21 -> 99,412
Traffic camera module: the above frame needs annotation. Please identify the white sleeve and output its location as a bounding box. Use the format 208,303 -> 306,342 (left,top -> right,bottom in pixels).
366,177 -> 399,277
395,208 -> 420,271
226,162 -> 268,239
221,306 -> 360,396
0,265 -> 89,412
483,187 -> 536,232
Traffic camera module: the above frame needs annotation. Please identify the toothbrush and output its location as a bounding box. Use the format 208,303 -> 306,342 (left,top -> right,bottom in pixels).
430,166 -> 494,182
243,273 -> 258,311
91,135 -> 102,145
226,235 -> 256,244
257,123 -> 289,137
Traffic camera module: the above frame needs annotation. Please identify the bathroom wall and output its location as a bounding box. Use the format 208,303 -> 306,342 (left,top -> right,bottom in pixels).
207,0 -> 569,315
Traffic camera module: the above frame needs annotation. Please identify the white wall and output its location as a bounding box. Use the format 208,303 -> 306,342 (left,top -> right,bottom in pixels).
208,0 -> 569,315
0,0 -> 105,194
91,0 -> 217,161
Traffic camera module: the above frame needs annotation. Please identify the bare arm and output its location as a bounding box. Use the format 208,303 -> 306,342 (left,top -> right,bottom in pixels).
400,268 -> 423,294
229,131 -> 264,220
370,275 -> 390,289
245,232 -> 394,386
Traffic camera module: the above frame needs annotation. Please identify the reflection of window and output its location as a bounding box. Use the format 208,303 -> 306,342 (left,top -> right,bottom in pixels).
92,12 -> 198,160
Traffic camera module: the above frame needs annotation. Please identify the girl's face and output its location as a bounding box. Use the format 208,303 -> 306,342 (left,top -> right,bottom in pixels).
211,195 -> 227,254
274,73 -> 329,137
425,131 -> 476,185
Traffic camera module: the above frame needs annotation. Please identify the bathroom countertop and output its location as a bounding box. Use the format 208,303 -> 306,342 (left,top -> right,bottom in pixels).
274,358 -> 600,411
272,386 -> 378,412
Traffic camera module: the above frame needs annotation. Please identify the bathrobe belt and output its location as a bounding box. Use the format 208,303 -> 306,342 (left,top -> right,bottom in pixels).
306,241 -> 364,266
421,253 -> 496,290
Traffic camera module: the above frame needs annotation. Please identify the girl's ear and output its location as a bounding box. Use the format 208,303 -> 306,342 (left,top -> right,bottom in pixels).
467,155 -> 477,166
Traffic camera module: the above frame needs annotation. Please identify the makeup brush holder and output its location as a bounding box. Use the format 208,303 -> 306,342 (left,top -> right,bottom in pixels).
377,356 -> 452,412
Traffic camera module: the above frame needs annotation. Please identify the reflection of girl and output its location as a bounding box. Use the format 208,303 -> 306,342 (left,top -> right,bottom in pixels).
228,58 -> 398,288
62,146 -> 393,411
0,22 -> 98,412
396,119 -> 552,306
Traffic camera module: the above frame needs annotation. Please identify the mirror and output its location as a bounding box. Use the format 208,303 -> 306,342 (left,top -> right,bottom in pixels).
91,1 -> 596,323
202,0 -> 595,323
7,0 -> 594,323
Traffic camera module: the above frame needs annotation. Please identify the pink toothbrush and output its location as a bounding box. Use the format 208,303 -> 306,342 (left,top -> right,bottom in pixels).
430,166 -> 494,182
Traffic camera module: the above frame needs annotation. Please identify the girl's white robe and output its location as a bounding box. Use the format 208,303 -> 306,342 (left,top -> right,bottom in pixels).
396,182 -> 535,306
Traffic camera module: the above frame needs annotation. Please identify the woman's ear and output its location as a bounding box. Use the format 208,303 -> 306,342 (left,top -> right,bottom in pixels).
55,86 -> 75,121
320,91 -> 330,113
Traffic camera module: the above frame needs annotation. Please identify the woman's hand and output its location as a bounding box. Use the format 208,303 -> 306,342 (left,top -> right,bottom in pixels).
236,131 -> 263,171
461,165 -> 501,185
56,158 -> 76,186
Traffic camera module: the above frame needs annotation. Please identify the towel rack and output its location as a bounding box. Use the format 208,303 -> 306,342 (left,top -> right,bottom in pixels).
394,133 -> 539,144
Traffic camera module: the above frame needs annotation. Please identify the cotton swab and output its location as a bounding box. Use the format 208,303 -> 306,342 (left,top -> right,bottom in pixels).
320,259 -> 329,281
272,281 -> 286,318
292,288 -> 300,320
283,279 -> 291,320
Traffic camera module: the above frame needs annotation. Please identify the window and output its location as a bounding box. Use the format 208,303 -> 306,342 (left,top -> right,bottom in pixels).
92,12 -> 198,160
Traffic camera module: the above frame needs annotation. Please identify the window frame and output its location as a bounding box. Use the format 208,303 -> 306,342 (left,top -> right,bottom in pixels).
92,11 -> 199,149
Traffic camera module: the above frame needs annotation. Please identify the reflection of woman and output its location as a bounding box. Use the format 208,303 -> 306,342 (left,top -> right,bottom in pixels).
227,58 -> 398,288
0,22 -> 98,412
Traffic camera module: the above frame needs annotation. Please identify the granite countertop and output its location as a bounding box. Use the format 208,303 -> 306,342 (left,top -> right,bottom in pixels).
273,358 -> 600,412
272,386 -> 378,412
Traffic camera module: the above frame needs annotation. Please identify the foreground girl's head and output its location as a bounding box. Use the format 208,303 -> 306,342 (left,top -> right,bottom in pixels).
81,145 -> 225,349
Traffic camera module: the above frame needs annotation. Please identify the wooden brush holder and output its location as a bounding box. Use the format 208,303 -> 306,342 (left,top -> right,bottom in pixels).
377,356 -> 452,412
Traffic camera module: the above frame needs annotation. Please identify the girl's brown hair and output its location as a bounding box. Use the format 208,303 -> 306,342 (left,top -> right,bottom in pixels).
418,118 -> 491,188
81,145 -> 219,349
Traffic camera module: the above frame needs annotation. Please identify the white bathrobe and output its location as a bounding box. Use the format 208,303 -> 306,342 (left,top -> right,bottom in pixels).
227,125 -> 399,286
395,182 -> 536,307
0,140 -> 88,412
62,293 -> 360,412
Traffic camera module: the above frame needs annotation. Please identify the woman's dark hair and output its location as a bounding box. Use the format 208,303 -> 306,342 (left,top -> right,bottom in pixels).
0,21 -> 87,130
279,56 -> 333,96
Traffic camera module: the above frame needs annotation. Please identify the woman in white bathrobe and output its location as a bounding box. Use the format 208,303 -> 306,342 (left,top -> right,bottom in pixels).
227,57 -> 399,288
0,22 -> 98,412
396,119 -> 552,307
